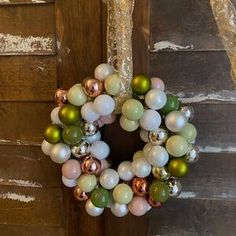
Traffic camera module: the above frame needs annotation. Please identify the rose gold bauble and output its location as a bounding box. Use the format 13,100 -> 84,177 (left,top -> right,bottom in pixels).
82,77 -> 104,97
132,177 -> 149,197
73,186 -> 89,201
81,156 -> 101,175
147,195 -> 162,208
55,88 -> 67,106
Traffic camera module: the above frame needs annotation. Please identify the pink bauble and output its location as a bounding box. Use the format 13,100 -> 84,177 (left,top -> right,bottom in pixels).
128,197 -> 151,216
151,77 -> 165,91
97,119 -> 104,128
62,159 -> 82,179
100,113 -> 116,124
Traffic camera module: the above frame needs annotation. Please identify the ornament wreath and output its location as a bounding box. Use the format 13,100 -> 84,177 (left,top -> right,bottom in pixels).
42,63 -> 199,217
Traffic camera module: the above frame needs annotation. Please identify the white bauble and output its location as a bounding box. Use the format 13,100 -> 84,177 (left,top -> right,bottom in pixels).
50,107 -> 63,126
50,143 -> 71,164
110,202 -> 129,217
165,111 -> 187,132
147,146 -> 169,167
81,102 -> 100,123
140,129 -> 149,143
140,109 -> 161,131
85,199 -> 104,216
131,158 -> 151,178
117,161 -> 134,181
145,89 -> 167,110
93,94 -> 115,116
143,143 -> 154,155
41,140 -> 54,156
62,175 -> 77,188
90,141 -> 110,160
100,168 -> 119,189
94,63 -> 114,81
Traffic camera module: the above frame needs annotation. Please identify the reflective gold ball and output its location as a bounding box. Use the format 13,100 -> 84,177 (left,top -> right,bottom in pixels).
132,75 -> 151,95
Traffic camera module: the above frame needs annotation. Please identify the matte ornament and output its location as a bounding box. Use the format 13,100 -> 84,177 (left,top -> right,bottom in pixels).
77,174 -> 97,193
165,111 -> 187,132
152,166 -> 171,181
139,109 -> 161,131
119,116 -> 139,132
71,139 -> 90,159
99,168 -> 119,190
81,121 -> 99,136
62,159 -> 82,179
55,88 -> 67,106
82,77 -> 104,97
178,123 -> 197,143
149,180 -> 170,203
85,199 -> 104,217
167,177 -> 182,197
93,94 -> 115,116
146,145 -> 169,167
148,128 -> 168,145
113,183 -> 133,204
94,63 -> 114,81
117,161 -> 134,181
50,143 -> 71,164
128,196 -> 151,216
151,77 -> 165,91
59,104 -> 80,125
166,135 -> 188,157
131,158 -> 151,178
110,202 -> 128,217
73,186 -> 89,201
132,74 -> 151,94
131,177 -> 149,197
104,73 -> 121,95
160,94 -> 180,115
145,89 -> 167,110
122,99 -> 144,121
185,144 -> 200,163
168,159 -> 189,178
81,102 -> 100,123
41,140 -> 54,156
44,124 -> 62,144
90,187 -> 110,208
62,126 -> 83,145
67,84 -> 87,107
81,156 -> 101,175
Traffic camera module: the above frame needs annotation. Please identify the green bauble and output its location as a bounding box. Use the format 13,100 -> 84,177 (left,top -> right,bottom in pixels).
44,124 -> 62,144
119,116 -> 139,132
59,104 -> 80,125
62,125 -> 83,145
160,94 -> 180,115
90,187 -> 110,208
168,158 -> 189,177
166,135 -> 188,157
132,75 -> 151,95
104,73 -> 121,96
149,181 -> 170,203
122,99 -> 144,121
178,123 -> 197,143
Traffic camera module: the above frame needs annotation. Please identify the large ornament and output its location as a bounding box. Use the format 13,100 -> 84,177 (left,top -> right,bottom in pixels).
82,77 -> 104,97
59,104 -> 80,125
168,159 -> 189,178
132,74 -> 151,94
44,124 -> 62,144
149,181 -> 170,203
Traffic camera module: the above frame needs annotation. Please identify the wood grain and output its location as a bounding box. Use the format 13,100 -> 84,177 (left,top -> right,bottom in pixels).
0,3 -> 56,55
0,0 -> 54,5
0,56 -> 57,101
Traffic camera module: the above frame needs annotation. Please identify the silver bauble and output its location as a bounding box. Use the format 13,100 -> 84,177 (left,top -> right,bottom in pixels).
81,121 -> 99,136
180,105 -> 194,121
165,111 -> 187,132
110,202 -> 129,217
185,144 -> 200,163
50,143 -> 71,164
148,128 -> 168,145
71,139 -> 90,159
152,166 -> 171,181
167,177 -> 182,197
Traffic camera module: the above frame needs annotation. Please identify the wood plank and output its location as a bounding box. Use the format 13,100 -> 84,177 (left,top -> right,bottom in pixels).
0,186 -> 63,226
0,56 -> 57,101
150,51 -> 236,103
0,145 -> 61,188
148,199 -> 236,236
55,0 -> 102,89
0,0 -> 54,5
0,4 -> 56,55
150,0 -> 224,51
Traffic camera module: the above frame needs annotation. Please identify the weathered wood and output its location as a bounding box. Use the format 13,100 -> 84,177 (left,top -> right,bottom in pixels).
150,0 -> 224,51
148,199 -> 236,236
0,4 -> 56,55
150,51 -> 236,103
0,186 -> 63,226
0,0 -> 54,5
0,56 -> 57,101
55,0 -> 102,89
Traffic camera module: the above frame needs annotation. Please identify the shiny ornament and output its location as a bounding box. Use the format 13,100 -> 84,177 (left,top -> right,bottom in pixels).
128,197 -> 151,216
77,174 -> 97,193
117,161 -> 134,181
180,105 -> 194,121
81,102 -> 100,123
55,88 -> 67,106
140,109 -> 161,131
132,74 -> 151,95
62,126 -> 83,145
71,139 -> 90,159
59,104 -> 80,125
90,187 -> 110,208
62,175 -> 77,188
166,135 -> 188,157
167,177 -> 182,197
81,156 -> 101,175
93,94 -> 115,116
165,111 -> 187,132
131,177 -> 149,197
90,141 -> 110,160
84,131 -> 101,144
160,94 -> 180,115
104,73 -> 121,95
133,150 -> 145,160
41,140 -> 54,156
100,113 -> 116,125
67,84 -> 87,106
148,128 -> 168,145
62,159 -> 81,179
99,168 -> 119,189
152,166 -> 170,181
44,124 -> 62,144
151,77 -> 165,91
122,99 -> 144,121
50,107 -> 63,126
185,144 -> 200,163
178,123 -> 197,143
110,202 -> 128,217
100,159 -> 111,172
113,183 -> 133,204
50,143 -> 71,164
81,121 -> 99,136
131,158 -> 151,178
85,199 -> 104,217
146,146 -> 169,167
73,186 -> 89,201
147,195 -> 162,208
145,89 -> 167,110
82,77 -> 104,97
94,63 -> 114,81
119,116 -> 139,132
140,129 -> 149,142
149,181 -> 170,203
168,158 -> 189,177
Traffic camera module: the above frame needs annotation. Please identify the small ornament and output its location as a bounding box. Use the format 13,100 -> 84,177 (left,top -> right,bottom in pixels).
81,156 -> 101,175
152,166 -> 170,181
185,144 -> 200,163
117,161 -> 134,181
131,158 -> 151,178
140,129 -> 149,142
180,105 -> 194,121
104,73 -> 121,96
166,135 -> 188,157
55,88 -> 67,106
133,150 -> 145,160
148,128 -> 168,145
77,174 -> 97,193
168,159 -> 189,178
84,131 -> 101,144
50,143 -> 71,164
67,84 -> 87,107
85,199 -> 104,217
119,116 -> 139,132
113,183 -> 133,205
62,176 -> 77,188
82,77 -> 104,97
90,187 -> 110,208
139,109 -> 161,131
146,146 -> 169,167
62,159 -> 82,179
93,94 -> 115,116
165,111 -> 187,132
94,63 -> 114,81
110,202 -> 129,217
147,195 -> 162,208
44,124 -> 62,144
160,94 -> 180,115
59,104 -> 80,125
99,168 -> 119,190
122,99 -> 144,121
100,113 -> 116,125
149,180 -> 170,203
145,89 -> 167,110
167,177 -> 182,197
81,121 -> 99,136
50,107 -> 63,126
90,141 -> 110,160
128,196 -> 151,216
71,139 -> 90,159
177,123 -> 197,143
151,77 -> 165,91
74,186 -> 89,201
131,177 -> 149,197
132,74 -> 151,95
81,102 -> 100,123
41,140 -> 54,156
62,126 -> 83,145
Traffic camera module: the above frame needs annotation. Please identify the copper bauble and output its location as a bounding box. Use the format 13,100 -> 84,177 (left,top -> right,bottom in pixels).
81,156 -> 101,175
73,186 -> 89,201
55,88 -> 67,106
147,195 -> 162,208
82,77 -> 104,97
131,177 -> 149,197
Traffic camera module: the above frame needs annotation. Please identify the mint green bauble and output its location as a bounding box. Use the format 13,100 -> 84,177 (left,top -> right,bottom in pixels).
90,187 -> 110,208
67,84 -> 87,106
149,181 -> 169,203
178,123 -> 197,143
113,183 -> 133,204
122,99 -> 144,121
104,73 -> 121,96
62,126 -> 83,145
77,174 -> 97,193
166,135 -> 188,157
119,116 -> 139,132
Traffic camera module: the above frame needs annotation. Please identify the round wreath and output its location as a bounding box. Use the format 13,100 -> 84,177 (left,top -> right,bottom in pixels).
42,63 -> 199,217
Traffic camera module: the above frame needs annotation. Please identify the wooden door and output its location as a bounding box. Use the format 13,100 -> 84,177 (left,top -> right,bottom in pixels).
0,0 -> 235,235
